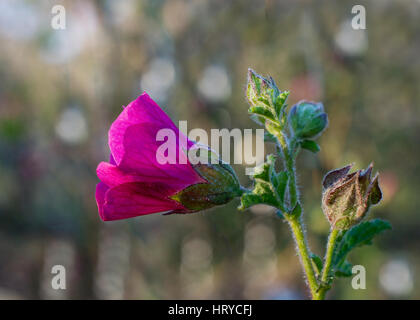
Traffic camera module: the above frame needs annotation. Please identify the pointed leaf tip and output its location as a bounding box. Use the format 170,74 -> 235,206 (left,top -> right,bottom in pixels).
322,163 -> 354,189
368,173 -> 382,205
300,140 -> 320,153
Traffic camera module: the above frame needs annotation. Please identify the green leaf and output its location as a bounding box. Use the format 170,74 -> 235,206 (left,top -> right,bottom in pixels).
247,69 -> 266,97
273,91 -> 290,119
272,171 -> 288,203
265,122 -> 282,138
253,155 -> 289,208
251,154 -> 275,182
254,182 -> 279,207
248,106 -> 276,123
257,96 -> 271,107
247,69 -> 288,127
239,181 -> 278,210
239,193 -> 264,210
276,90 -> 290,107
246,69 -> 277,111
239,155 -> 280,211
264,131 -> 277,143
289,202 -> 302,218
332,219 -> 391,268
249,114 -> 266,126
300,140 -> 320,153
310,253 -> 323,276
335,260 -> 353,277
252,162 -> 271,182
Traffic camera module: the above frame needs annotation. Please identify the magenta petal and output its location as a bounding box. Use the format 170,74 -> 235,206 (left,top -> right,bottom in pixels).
97,161 -> 191,192
97,162 -> 141,187
109,153 -> 116,165
119,123 -> 204,187
96,92 -> 206,221
101,182 -> 186,221
95,182 -> 110,221
109,92 -> 179,166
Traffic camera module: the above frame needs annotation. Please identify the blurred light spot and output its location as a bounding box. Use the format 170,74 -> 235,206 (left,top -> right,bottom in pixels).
162,0 -> 191,36
243,220 -> 278,298
95,228 -> 130,299
244,223 -> 275,258
0,1 -> 41,40
379,259 -> 413,297
289,75 -> 322,101
198,65 -> 231,102
145,29 -> 175,58
55,107 -> 88,144
106,0 -> 136,26
250,204 -> 276,216
180,237 -> 214,299
40,2 -> 98,64
181,237 -> 212,271
335,19 -> 368,56
140,58 -> 176,102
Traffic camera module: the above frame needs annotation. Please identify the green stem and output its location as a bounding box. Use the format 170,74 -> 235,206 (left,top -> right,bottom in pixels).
315,228 -> 339,300
276,133 -> 298,207
288,216 -> 319,299
275,131 -> 318,299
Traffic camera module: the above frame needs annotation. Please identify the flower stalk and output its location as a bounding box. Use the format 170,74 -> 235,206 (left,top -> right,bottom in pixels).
288,215 -> 319,299
242,68 -> 387,300
315,228 -> 340,300
275,129 -> 318,298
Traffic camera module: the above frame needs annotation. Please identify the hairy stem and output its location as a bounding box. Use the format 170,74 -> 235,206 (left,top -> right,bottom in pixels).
315,228 -> 339,300
275,131 -> 318,299
276,133 -> 298,207
288,216 -> 319,299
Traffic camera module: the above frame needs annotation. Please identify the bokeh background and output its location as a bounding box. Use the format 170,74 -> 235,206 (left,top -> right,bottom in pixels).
0,0 -> 418,299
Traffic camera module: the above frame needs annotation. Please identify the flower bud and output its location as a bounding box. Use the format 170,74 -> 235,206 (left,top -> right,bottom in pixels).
321,163 -> 382,230
288,101 -> 328,139
170,148 -> 242,212
246,68 -> 282,108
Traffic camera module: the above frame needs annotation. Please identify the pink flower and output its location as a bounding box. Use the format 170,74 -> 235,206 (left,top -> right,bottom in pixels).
96,93 -> 241,221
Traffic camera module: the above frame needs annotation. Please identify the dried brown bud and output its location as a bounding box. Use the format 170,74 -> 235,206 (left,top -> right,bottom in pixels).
321,163 -> 382,230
